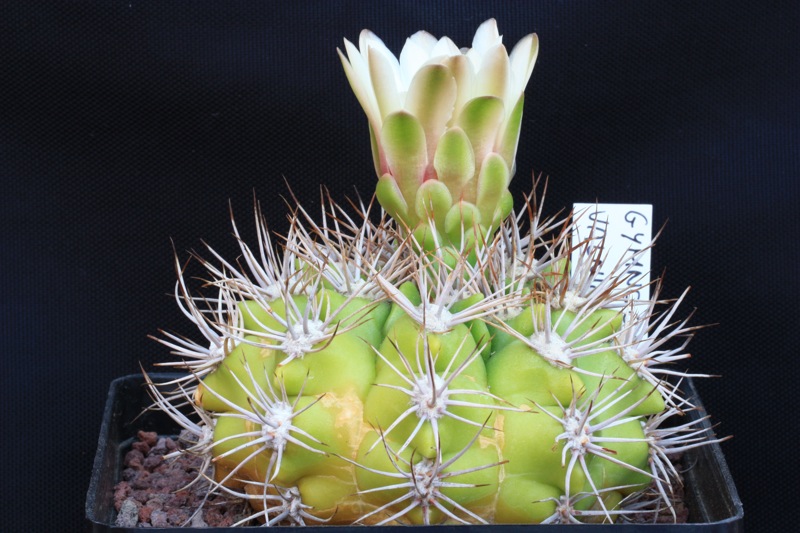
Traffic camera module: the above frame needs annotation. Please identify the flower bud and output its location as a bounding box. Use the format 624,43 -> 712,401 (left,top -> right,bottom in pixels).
339,19 -> 538,246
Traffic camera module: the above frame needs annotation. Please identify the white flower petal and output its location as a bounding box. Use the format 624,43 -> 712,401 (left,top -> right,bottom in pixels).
368,44 -> 404,116
408,30 -> 438,54
465,47 -> 483,74
340,39 -> 381,128
358,29 -> 374,65
359,29 -> 385,60
508,33 -> 539,99
400,34 -> 434,89
475,43 -> 510,100
471,19 -> 502,55
431,36 -> 461,59
442,54 -> 476,117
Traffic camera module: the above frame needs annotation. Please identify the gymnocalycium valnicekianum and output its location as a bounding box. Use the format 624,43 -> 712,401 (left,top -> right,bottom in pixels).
146,19 -> 727,525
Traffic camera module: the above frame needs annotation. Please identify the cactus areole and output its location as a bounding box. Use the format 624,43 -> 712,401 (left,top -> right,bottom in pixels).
146,19 -> 726,526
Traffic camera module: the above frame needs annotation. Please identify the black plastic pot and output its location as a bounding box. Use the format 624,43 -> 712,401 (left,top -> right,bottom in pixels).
86,374 -> 743,532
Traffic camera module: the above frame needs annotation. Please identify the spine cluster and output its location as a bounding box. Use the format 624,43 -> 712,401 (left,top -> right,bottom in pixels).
146,185 -> 725,526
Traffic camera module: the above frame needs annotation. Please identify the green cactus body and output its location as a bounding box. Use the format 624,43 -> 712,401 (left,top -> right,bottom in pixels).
156,224 -> 706,525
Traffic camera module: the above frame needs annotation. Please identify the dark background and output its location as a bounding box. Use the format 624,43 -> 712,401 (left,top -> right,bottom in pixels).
2,1 -> 797,530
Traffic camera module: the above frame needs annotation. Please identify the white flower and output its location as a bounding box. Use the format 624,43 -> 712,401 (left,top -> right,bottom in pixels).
339,19 -> 539,247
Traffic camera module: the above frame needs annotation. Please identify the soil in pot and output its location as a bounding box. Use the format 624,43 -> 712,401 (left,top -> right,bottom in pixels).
113,430 -> 249,527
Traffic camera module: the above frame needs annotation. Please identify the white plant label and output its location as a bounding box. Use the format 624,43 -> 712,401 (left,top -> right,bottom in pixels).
571,203 -> 653,311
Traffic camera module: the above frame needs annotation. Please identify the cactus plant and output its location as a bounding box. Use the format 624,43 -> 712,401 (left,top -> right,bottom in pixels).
145,19 -> 726,526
